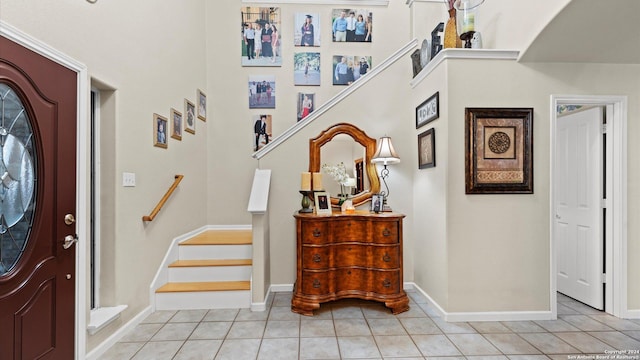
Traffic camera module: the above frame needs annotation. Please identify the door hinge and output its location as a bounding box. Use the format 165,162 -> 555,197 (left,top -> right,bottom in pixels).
601,199 -> 609,208
601,273 -> 607,284
602,124 -> 608,134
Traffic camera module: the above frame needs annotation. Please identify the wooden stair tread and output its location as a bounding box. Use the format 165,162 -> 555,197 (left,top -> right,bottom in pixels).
181,230 -> 252,245
156,281 -> 250,293
169,259 -> 252,267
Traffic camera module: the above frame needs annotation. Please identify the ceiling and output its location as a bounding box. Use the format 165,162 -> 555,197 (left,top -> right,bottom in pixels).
519,0 -> 640,64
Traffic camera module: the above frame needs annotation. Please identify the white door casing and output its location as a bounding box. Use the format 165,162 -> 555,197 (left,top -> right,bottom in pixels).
550,95 -> 628,319
555,106 -> 603,310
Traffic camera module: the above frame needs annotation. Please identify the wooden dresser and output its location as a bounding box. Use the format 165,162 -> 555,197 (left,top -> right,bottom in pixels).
292,210 -> 409,315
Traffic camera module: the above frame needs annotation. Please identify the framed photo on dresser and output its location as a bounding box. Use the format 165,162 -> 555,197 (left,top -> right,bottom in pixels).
314,191 -> 331,215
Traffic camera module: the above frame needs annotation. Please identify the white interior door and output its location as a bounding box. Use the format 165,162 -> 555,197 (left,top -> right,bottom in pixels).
555,106 -> 604,310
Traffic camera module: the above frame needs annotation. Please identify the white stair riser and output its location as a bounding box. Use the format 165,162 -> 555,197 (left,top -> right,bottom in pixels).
178,244 -> 252,260
168,266 -> 252,282
155,290 -> 251,310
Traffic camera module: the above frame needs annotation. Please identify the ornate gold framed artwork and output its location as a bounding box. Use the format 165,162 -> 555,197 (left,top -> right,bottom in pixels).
465,108 -> 533,194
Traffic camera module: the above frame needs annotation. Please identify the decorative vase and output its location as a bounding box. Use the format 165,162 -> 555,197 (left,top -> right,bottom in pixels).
443,8 -> 461,49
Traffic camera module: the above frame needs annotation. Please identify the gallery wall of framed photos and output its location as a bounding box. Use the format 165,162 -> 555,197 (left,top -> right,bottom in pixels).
239,2 -> 396,153
152,89 -> 206,149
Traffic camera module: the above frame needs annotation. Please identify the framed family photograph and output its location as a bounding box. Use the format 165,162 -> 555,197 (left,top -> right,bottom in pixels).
184,99 -> 196,134
294,52 -> 320,86
465,107 -> 534,194
331,9 -> 372,42
371,194 -> 384,213
314,191 -> 332,215
418,128 -> 435,169
416,92 -> 439,128
153,113 -> 168,148
248,75 -> 276,109
170,108 -> 182,140
197,89 -> 206,121
332,55 -> 371,85
294,12 -> 320,47
241,7 -> 282,66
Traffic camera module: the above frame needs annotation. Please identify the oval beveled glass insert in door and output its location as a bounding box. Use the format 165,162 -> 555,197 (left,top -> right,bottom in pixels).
0,82 -> 37,276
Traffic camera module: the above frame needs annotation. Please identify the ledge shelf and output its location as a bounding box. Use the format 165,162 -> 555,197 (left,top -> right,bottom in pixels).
410,48 -> 520,88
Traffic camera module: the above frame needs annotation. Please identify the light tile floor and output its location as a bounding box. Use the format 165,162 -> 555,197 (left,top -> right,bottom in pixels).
99,291 -> 640,359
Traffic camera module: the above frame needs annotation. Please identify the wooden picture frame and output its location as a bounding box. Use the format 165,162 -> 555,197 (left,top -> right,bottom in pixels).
184,99 -> 196,134
170,108 -> 182,140
418,128 -> 435,169
197,89 -> 206,121
153,113 -> 168,148
465,107 -> 533,194
416,92 -> 439,129
314,191 -> 332,215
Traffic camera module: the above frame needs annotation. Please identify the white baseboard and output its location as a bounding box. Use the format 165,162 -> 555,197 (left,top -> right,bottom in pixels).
623,309 -> 640,319
85,306 -> 152,360
408,282 -> 554,322
251,287 -> 275,311
269,284 -> 294,292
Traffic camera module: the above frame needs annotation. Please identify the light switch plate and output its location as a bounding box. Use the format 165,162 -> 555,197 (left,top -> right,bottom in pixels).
122,172 -> 136,187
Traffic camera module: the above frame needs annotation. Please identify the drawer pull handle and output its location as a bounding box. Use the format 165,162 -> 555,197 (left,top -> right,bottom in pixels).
313,279 -> 321,288
383,253 -> 391,262
347,270 -> 351,275
382,228 -> 391,237
383,279 -> 391,288
313,254 -> 321,262
313,229 -> 321,237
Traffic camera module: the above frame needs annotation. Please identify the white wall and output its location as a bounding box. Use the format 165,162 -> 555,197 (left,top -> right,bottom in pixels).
1,0 -> 209,350
411,57 -> 640,314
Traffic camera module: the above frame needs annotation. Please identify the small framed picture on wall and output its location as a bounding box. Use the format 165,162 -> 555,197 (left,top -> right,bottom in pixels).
170,108 -> 182,140
197,89 -> 207,121
153,113 -> 168,148
184,99 -> 196,134
416,92 -> 439,129
418,128 -> 436,169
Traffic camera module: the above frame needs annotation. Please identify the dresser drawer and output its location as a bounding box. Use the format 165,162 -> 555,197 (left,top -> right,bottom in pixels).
334,244 -> 399,269
301,270 -> 332,295
335,268 -> 401,295
371,246 -> 399,268
371,270 -> 401,294
332,220 -> 367,241
371,221 -> 399,244
302,246 -> 330,269
301,221 -> 329,244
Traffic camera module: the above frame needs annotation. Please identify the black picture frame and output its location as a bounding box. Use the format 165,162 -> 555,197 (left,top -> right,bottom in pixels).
465,107 -> 534,194
416,92 -> 439,129
418,128 -> 435,169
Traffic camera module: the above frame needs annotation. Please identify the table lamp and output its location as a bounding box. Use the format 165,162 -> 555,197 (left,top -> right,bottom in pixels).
371,136 -> 400,212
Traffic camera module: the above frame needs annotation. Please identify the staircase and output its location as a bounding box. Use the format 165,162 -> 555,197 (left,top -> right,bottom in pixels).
154,230 -> 252,310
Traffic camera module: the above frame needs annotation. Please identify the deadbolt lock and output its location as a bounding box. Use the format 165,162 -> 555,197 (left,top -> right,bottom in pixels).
64,214 -> 75,225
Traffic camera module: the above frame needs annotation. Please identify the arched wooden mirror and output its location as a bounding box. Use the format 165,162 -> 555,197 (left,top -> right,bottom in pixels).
309,123 -> 380,207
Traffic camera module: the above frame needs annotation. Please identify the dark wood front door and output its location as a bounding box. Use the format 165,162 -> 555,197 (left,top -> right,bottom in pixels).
0,35 -> 77,359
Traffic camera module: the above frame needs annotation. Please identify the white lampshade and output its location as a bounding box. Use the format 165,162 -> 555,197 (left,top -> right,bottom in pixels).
371,136 -> 401,165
